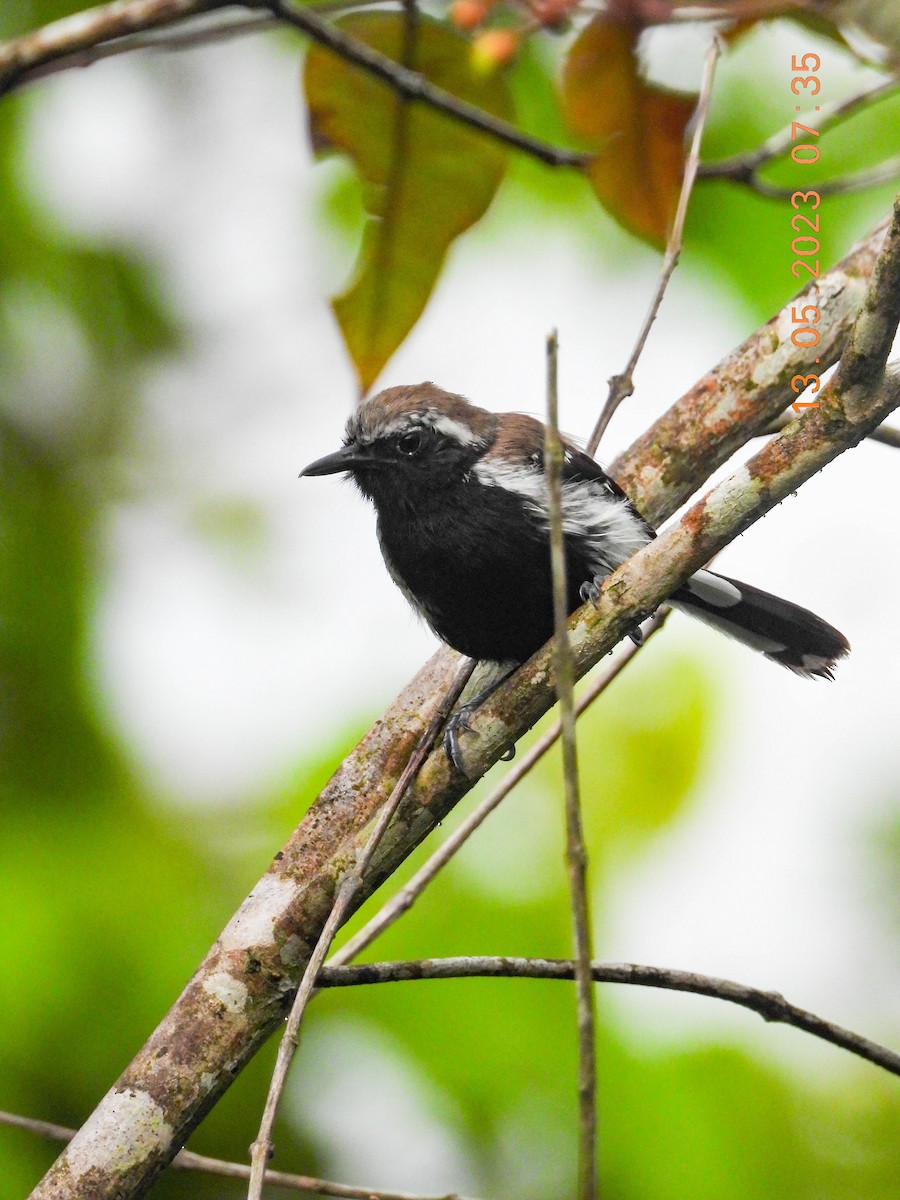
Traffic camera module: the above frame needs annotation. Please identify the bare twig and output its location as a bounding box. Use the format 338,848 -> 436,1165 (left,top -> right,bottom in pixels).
667,0 -> 815,15
315,958 -> 900,1077
0,1110 -> 476,1200
578,0 -> 820,17
587,35 -> 722,455
545,330 -> 597,1200
246,656 -> 475,1200
727,158 -> 900,201
699,73 -> 900,191
0,0 -> 422,87
331,611 -> 669,968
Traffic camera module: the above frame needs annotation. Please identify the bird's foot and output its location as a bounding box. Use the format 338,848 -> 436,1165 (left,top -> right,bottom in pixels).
582,579 -> 643,645
442,664 -> 519,775
442,704 -> 477,776
579,579 -> 601,607
443,704 -> 517,774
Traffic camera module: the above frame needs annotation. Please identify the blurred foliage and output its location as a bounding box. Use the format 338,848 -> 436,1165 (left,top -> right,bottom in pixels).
1,1 -> 899,1197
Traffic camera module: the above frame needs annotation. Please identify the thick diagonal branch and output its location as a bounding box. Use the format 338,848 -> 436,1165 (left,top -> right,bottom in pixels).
29,198 -> 900,1200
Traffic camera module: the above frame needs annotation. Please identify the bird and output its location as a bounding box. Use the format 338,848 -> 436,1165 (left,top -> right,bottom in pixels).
301,382 -> 849,751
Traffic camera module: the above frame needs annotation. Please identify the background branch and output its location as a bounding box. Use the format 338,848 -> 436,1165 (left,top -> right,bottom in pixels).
314,958 -> 900,1076
699,73 -> 900,189
0,1111 -> 477,1200
722,159 -> 900,201
0,0 -> 589,169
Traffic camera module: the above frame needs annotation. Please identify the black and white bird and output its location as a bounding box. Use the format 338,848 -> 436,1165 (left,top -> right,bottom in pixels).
301,382 -> 849,680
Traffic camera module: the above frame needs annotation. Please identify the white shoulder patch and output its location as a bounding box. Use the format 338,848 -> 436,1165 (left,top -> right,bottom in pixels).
473,460 -> 649,574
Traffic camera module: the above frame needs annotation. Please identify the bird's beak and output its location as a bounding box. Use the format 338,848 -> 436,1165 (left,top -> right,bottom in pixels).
300,442 -> 374,478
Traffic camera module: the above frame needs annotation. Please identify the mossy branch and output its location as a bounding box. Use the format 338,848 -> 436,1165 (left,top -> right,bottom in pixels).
30,199 -> 900,1199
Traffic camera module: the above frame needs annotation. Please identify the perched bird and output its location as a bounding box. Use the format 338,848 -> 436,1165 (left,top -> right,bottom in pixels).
301,382 -> 849,685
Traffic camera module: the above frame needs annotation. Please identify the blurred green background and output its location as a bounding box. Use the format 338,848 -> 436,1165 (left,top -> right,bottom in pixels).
1,3 -> 899,1197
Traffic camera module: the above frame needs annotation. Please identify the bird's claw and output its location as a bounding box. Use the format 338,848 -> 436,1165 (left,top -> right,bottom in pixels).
443,707 -> 476,776
444,703 -> 518,774
628,624 -> 644,646
579,579 -> 601,607
442,664 -> 519,775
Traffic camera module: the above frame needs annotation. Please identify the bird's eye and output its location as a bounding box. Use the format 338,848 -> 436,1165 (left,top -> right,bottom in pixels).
398,430 -> 424,457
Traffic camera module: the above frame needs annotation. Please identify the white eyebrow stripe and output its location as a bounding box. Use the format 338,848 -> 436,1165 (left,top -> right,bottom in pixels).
376,410 -> 486,447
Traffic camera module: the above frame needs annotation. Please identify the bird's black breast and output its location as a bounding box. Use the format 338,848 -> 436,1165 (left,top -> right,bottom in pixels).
374,476 -> 592,662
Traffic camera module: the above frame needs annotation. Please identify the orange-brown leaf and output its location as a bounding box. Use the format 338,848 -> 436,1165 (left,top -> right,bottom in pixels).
562,16 -> 697,249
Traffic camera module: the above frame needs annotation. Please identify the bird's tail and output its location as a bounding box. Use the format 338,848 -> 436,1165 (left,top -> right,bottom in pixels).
671,569 -> 850,679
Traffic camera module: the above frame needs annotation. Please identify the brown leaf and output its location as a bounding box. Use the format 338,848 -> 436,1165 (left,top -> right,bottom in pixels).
562,15 -> 697,249
304,14 -> 513,392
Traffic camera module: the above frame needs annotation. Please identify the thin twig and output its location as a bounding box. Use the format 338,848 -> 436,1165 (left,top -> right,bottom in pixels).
315,958 -> 900,1077
730,158 -> 900,201
577,0 -> 819,16
246,656 -> 475,1200
0,1110 -> 476,1200
586,35 -> 722,456
331,612 -> 668,967
670,0 -> 814,15
699,74 -> 900,186
545,330 -> 597,1200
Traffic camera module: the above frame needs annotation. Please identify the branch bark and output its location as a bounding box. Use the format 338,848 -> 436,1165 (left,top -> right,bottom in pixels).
29,198 -> 900,1199
609,214 -> 890,526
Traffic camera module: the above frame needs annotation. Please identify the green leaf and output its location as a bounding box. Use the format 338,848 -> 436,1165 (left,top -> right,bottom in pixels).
304,14 -> 513,391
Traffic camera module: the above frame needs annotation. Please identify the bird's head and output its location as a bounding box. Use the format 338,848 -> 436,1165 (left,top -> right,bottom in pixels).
300,383 -> 498,504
